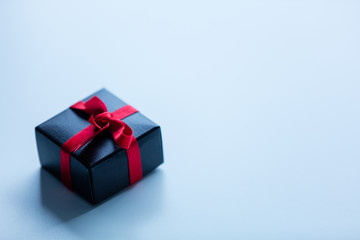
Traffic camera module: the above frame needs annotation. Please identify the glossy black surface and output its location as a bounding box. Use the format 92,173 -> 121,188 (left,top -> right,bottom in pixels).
35,88 -> 164,204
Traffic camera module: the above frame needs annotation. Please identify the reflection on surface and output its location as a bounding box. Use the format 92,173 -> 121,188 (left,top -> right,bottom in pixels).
40,166 -> 165,231
40,168 -> 93,221
65,167 -> 166,238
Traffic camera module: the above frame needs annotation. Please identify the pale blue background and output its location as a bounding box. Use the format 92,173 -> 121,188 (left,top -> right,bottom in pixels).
0,0 -> 360,239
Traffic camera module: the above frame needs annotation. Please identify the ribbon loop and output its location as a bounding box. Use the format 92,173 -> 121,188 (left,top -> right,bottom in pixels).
109,119 -> 133,149
71,96 -> 108,115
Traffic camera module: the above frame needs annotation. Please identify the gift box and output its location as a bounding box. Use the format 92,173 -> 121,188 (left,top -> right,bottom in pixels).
35,88 -> 164,204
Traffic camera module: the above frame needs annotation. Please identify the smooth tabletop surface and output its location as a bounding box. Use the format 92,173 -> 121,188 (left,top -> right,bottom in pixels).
0,1 -> 359,239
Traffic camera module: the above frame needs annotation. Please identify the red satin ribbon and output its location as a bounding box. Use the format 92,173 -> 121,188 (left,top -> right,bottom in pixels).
60,96 -> 142,189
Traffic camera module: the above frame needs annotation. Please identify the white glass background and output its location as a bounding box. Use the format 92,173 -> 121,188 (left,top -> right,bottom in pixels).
0,1 -> 359,239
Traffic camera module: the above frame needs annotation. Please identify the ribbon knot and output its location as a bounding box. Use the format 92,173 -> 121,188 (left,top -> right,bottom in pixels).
60,96 -> 142,190
89,112 -> 112,129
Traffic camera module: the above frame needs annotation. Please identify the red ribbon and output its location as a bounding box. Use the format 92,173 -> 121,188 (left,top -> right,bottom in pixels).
60,96 -> 142,189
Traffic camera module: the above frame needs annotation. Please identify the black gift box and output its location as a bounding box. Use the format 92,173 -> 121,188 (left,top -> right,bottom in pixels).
35,89 -> 164,204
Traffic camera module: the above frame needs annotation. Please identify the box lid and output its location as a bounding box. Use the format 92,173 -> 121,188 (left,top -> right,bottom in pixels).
36,88 -> 159,168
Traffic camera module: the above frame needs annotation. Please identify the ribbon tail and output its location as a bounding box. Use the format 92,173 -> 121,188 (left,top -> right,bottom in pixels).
126,136 -> 143,185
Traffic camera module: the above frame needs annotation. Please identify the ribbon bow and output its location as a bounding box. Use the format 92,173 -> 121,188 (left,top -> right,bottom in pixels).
72,96 -> 135,149
60,96 -> 142,189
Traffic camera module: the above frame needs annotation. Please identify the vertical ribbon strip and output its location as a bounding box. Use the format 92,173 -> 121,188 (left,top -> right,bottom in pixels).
60,96 -> 142,189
